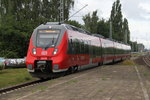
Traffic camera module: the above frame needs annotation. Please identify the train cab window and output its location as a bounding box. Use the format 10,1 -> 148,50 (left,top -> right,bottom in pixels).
36,30 -> 60,48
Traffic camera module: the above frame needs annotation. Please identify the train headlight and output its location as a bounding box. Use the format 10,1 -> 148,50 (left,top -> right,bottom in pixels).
32,48 -> 36,55
53,48 -> 58,55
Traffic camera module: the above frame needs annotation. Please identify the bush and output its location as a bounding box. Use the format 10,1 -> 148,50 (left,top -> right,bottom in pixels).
0,64 -> 5,70
0,50 -> 18,58
0,25 -> 30,58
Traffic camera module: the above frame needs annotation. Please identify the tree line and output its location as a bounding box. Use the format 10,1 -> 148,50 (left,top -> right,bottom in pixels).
81,0 -> 144,52
82,0 -> 130,44
0,0 -> 74,58
0,0 -> 144,58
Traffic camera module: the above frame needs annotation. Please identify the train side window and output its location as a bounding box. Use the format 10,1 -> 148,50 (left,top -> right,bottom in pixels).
86,41 -> 89,54
78,40 -> 80,54
85,41 -> 89,54
74,39 -> 80,54
68,39 -> 73,54
80,40 -> 84,54
89,41 -> 92,55
84,41 -> 88,54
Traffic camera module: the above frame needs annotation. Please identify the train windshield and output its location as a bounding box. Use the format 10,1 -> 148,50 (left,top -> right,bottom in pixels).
36,30 -> 60,48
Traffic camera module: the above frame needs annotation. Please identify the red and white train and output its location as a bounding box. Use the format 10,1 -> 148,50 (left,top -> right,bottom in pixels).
26,22 -> 131,79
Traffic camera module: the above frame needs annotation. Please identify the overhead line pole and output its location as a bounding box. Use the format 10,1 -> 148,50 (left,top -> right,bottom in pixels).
125,29 -> 128,44
109,20 -> 112,39
59,0 -> 64,22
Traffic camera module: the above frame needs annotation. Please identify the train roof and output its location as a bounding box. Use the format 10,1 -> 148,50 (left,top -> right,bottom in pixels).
38,22 -> 130,47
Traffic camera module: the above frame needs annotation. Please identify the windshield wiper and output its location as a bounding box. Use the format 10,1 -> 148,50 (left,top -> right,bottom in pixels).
44,43 -> 51,50
44,37 -> 55,50
52,36 -> 55,44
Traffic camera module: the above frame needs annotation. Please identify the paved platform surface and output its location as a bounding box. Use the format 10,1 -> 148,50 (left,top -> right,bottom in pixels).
1,63 -> 150,100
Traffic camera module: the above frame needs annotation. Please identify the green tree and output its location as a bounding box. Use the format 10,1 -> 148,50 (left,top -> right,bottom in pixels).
97,19 -> 109,38
83,10 -> 99,33
82,13 -> 91,32
66,20 -> 82,28
0,0 -> 75,58
110,0 -> 123,42
64,0 -> 74,21
123,18 -> 130,44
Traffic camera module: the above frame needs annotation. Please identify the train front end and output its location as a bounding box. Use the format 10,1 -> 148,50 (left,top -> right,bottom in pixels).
26,23 -> 68,79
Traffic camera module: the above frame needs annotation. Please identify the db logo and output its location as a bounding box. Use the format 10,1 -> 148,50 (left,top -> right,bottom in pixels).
41,51 -> 47,55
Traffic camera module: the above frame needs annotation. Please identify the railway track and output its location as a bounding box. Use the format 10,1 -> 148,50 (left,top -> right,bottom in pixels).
0,79 -> 48,95
143,55 -> 150,67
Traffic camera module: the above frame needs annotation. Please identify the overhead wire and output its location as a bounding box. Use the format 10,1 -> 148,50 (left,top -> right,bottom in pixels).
75,0 -> 103,18
69,0 -> 87,18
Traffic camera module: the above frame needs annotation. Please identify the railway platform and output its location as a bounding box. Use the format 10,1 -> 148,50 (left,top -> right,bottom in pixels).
1,56 -> 150,100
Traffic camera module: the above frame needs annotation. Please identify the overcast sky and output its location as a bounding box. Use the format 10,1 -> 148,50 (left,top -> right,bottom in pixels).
70,0 -> 150,49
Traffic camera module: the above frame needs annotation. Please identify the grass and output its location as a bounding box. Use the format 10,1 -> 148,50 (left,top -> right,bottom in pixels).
87,77 -> 91,80
131,52 -> 145,57
0,68 -> 36,89
98,89 -> 103,92
101,77 -> 108,81
37,86 -> 48,91
66,79 -> 78,85
143,72 -> 148,77
32,86 -> 48,93
121,59 -> 135,65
